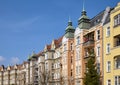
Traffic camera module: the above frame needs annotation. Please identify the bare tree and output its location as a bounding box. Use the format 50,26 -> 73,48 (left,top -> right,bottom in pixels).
60,76 -> 65,85
39,70 -> 50,85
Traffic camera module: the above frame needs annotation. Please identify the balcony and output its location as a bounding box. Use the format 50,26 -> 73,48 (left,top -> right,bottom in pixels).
83,32 -> 94,47
83,40 -> 94,47
114,34 -> 120,47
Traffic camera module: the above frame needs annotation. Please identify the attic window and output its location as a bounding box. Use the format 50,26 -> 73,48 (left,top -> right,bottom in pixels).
94,19 -> 100,25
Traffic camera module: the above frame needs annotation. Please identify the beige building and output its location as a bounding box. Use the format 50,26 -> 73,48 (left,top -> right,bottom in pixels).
0,2 -> 119,85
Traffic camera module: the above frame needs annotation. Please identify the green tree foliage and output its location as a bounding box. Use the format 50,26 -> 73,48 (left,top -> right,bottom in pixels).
84,56 -> 100,85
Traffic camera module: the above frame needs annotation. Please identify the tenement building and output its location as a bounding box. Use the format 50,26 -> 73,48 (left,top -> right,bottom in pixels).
0,2 -> 120,85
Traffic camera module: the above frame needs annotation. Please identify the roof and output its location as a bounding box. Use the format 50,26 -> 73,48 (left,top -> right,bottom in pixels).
54,36 -> 63,48
103,8 -> 114,25
36,51 -> 44,56
47,44 -> 51,51
90,10 -> 105,27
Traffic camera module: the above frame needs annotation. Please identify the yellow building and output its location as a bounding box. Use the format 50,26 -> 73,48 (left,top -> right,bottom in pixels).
103,2 -> 120,85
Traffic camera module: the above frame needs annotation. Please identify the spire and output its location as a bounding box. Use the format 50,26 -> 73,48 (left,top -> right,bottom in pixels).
83,0 -> 85,11
68,16 -> 72,26
78,0 -> 90,29
65,17 -> 75,38
31,50 -> 35,56
28,54 -> 31,61
69,16 -> 71,22
82,0 -> 86,16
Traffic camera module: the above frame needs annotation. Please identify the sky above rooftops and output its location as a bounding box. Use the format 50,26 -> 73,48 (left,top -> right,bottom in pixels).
0,0 -> 119,66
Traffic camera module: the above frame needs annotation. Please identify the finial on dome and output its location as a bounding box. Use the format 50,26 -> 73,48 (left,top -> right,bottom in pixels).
83,0 -> 85,11
68,16 -> 71,22
68,16 -> 72,26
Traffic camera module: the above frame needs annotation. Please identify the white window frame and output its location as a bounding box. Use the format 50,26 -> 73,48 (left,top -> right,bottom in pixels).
96,45 -> 100,57
115,76 -> 120,85
107,79 -> 111,85
115,57 -> 120,69
45,54 -> 48,60
97,63 -> 100,74
107,61 -> 111,72
76,36 -> 80,45
106,27 -> 110,37
64,44 -> 67,51
114,14 -> 120,26
106,43 -> 110,54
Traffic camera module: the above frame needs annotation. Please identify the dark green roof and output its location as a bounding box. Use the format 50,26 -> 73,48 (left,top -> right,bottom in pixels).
65,20 -> 75,38
78,10 -> 90,29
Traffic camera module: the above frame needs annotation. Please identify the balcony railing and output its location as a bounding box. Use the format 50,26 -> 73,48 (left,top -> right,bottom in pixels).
83,39 -> 94,47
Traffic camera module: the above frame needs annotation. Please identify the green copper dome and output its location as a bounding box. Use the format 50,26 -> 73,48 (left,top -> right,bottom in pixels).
65,20 -> 75,38
28,54 -> 32,61
78,10 -> 90,29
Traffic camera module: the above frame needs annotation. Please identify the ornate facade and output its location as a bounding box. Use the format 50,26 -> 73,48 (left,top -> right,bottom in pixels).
0,2 -> 120,85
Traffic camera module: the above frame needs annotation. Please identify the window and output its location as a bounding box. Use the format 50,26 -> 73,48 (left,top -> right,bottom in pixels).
107,61 -> 111,72
106,43 -> 110,54
45,54 -> 48,60
97,63 -> 100,74
52,53 -> 54,59
64,44 -> 67,51
96,46 -> 100,57
107,80 -> 111,85
76,50 -> 80,60
106,27 -> 110,37
115,56 -> 120,69
115,76 -> 120,85
71,56 -> 73,63
79,66 -> 81,74
76,66 -> 78,75
114,35 -> 120,47
96,30 -> 100,40
76,81 -> 80,85
71,69 -> 72,76
76,66 -> 80,75
45,63 -> 48,70
70,43 -> 73,50
76,36 -> 80,45
52,63 -> 54,69
52,73 -> 54,79
114,14 -> 120,27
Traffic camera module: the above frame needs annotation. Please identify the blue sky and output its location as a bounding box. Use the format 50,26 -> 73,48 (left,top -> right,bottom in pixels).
0,0 -> 119,66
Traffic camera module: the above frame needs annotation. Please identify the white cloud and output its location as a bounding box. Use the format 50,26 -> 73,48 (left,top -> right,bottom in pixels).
11,57 -> 20,65
0,56 -> 5,62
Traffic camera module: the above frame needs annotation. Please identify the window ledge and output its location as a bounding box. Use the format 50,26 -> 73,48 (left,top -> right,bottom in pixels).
113,24 -> 120,28
106,71 -> 111,73
106,36 -> 110,38
106,53 -> 111,55
114,68 -> 120,70
111,46 -> 120,50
